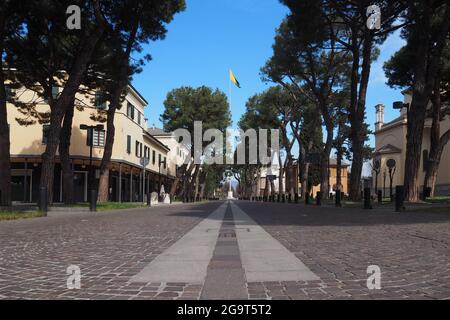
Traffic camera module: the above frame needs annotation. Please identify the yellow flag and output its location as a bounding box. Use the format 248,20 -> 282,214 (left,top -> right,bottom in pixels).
229,70 -> 241,88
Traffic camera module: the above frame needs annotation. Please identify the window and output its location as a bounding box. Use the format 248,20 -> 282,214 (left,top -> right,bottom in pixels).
52,86 -> 60,99
44,86 -> 59,103
423,150 -> 429,172
5,85 -> 15,100
42,125 -> 50,144
152,150 -> 156,165
126,135 -> 131,154
95,92 -> 107,109
163,156 -> 167,169
135,141 -> 142,158
144,146 -> 149,160
137,112 -> 142,125
87,129 -> 105,147
127,102 -> 135,120
158,154 -> 161,166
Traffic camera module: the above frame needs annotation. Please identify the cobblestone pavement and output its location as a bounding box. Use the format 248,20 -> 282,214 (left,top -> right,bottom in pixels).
236,201 -> 450,300
0,202 -> 221,300
1,200 -> 450,300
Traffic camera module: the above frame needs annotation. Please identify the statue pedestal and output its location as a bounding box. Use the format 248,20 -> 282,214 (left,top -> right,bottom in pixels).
227,191 -> 234,200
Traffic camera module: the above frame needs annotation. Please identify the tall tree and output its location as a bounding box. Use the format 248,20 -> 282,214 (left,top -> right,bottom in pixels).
400,1 -> 449,201
6,0 -> 110,204
96,0 -> 186,202
0,0 -> 25,206
239,91 -> 281,195
384,29 -> 450,198
161,86 -> 231,200
279,0 -> 407,200
262,6 -> 350,197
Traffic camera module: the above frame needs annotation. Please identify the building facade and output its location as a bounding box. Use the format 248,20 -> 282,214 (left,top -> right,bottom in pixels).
373,92 -> 450,196
147,126 -> 191,179
7,84 -> 174,203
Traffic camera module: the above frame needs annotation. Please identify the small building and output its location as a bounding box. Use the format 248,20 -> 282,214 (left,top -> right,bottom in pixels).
373,92 -> 450,196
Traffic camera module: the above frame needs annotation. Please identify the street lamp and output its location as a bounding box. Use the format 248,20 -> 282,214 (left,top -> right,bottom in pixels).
386,159 -> 396,201
80,124 -> 104,211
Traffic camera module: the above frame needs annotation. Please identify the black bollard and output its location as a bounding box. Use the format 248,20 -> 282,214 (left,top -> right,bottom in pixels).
395,186 -> 405,212
335,190 -> 341,207
377,190 -> 382,204
90,189 -> 97,212
423,187 -> 431,201
316,192 -> 322,206
282,194 -> 286,203
294,193 -> 299,204
305,192 -> 310,205
147,192 -> 151,206
39,187 -> 48,215
288,194 -> 292,203
277,194 -> 280,202
363,188 -> 372,209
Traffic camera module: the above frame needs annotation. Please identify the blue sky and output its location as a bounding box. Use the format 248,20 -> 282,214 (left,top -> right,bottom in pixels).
132,0 -> 406,149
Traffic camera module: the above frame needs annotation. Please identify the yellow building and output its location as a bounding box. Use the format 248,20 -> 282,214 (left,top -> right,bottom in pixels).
373,91 -> 450,196
6,83 -> 174,203
310,159 -> 349,196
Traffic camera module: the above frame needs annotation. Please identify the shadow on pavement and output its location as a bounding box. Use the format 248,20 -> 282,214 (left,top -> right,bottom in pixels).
167,200 -> 450,227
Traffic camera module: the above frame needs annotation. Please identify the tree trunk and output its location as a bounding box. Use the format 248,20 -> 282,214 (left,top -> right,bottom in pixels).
320,115 -> 334,197
97,11 -> 141,203
336,149 -> 342,194
97,87 -> 121,202
39,27 -> 105,204
424,78 -> 441,197
59,99 -> 75,204
170,163 -> 187,198
182,161 -> 195,201
349,30 -> 372,201
278,153 -> 284,194
404,3 -> 449,202
264,176 -> 270,197
0,47 -> 11,207
190,164 -> 200,199
199,171 -> 207,199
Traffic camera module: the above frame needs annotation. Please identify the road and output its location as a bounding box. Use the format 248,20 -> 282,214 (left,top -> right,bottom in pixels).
1,201 -> 449,300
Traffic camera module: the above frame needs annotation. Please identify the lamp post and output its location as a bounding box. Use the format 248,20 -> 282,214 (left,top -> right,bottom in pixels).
386,159 -> 396,201
80,124 -> 104,211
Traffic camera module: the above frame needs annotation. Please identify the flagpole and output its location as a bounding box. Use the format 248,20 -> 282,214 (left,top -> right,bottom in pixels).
228,69 -> 231,111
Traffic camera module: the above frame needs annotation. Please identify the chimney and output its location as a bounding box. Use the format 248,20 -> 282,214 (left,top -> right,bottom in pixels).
375,104 -> 384,131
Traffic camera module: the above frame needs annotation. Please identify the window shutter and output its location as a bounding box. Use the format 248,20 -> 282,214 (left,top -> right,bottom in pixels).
127,135 -> 131,154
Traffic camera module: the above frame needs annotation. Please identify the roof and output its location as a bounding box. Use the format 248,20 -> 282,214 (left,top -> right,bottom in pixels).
127,84 -> 149,106
374,144 -> 402,155
147,127 -> 172,137
383,115 -> 404,127
142,129 -> 170,152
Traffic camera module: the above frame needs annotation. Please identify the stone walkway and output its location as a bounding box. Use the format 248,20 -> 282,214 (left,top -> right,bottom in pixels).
1,200 -> 450,300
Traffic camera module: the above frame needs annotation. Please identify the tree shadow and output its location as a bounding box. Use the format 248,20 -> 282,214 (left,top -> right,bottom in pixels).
167,200 -> 450,227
